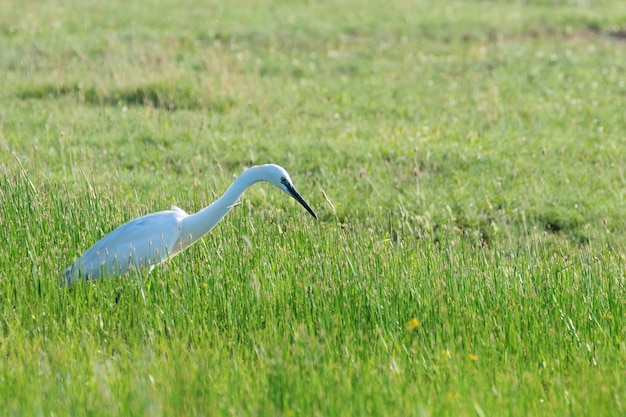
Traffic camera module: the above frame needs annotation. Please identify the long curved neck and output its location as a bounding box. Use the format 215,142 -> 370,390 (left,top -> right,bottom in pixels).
180,167 -> 265,248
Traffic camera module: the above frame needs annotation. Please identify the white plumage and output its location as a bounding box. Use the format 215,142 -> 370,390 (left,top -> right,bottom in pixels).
64,164 -> 316,285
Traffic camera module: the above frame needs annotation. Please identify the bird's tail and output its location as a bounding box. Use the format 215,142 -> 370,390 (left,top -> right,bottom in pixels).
62,265 -> 75,287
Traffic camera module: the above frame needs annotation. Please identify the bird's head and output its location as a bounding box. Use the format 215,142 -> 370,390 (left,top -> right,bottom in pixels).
260,164 -> 317,219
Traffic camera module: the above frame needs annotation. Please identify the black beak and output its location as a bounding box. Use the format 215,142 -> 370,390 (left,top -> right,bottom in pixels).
286,183 -> 317,219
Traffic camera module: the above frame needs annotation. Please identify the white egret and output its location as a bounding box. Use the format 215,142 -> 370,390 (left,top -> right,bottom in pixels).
63,164 -> 317,285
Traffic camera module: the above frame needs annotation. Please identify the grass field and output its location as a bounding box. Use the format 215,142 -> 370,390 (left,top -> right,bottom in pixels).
1,0 -> 625,415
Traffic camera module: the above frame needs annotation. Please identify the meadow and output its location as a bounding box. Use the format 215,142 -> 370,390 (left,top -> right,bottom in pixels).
0,0 -> 625,415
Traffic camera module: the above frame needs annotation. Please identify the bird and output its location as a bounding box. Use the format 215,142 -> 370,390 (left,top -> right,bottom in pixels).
63,164 -> 317,285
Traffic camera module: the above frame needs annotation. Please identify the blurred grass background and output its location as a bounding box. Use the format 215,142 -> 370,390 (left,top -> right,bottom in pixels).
0,0 -> 625,416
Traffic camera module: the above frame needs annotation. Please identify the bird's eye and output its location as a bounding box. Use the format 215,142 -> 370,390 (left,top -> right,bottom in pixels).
280,177 -> 288,185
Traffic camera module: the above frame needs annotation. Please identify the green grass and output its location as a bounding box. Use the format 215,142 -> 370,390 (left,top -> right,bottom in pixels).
1,0 -> 625,415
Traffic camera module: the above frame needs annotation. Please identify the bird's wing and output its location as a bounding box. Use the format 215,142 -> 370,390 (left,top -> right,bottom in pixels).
72,209 -> 187,278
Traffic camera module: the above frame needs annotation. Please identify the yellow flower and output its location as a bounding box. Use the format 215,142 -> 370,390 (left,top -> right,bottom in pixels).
469,353 -> 478,361
405,317 -> 420,331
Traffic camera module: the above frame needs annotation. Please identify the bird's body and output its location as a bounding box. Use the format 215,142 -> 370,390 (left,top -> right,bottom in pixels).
64,164 -> 316,285
64,207 -> 188,282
